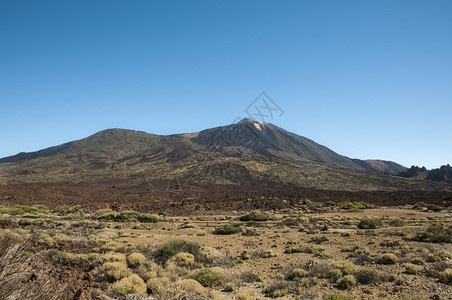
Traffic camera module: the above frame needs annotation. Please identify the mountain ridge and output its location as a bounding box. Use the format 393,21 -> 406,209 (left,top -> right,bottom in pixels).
2,119 -> 446,192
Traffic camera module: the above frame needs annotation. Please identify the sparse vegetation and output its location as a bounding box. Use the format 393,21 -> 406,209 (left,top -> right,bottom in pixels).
264,280 -> 290,297
97,210 -> 158,223
324,293 -> 353,300
412,224 -> 452,243
337,202 -> 374,210
389,218 -> 406,227
405,263 -> 422,274
0,203 -> 450,299
355,268 -> 382,284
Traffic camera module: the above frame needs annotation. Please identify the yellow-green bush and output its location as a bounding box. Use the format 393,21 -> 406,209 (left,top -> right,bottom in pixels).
97,210 -> 158,222
127,252 -> 146,267
100,242 -> 121,252
379,253 -> 398,265
264,280 -> 290,297
334,261 -> 357,275
111,274 -> 146,295
439,269 -> 452,284
140,271 -> 157,282
413,224 -> 452,243
33,234 -> 55,247
0,204 -> 49,216
223,282 -> 236,292
153,239 -> 203,265
336,275 -> 356,289
327,268 -> 343,281
147,277 -> 176,298
324,293 -> 353,300
169,252 -> 195,267
357,218 -> 383,229
92,262 -> 131,282
100,252 -> 126,263
239,211 -> 273,221
213,224 -> 241,235
262,249 -> 278,258
179,279 -> 207,295
236,289 -> 255,300
287,268 -> 308,281
389,218 -> 406,227
355,268 -> 381,284
404,263 -> 422,274
187,268 -> 224,287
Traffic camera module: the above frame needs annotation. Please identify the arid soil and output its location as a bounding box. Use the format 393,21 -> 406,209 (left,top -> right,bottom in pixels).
1,200 -> 451,300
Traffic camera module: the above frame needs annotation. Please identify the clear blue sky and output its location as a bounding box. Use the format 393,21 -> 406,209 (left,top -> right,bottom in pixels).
1,0 -> 451,169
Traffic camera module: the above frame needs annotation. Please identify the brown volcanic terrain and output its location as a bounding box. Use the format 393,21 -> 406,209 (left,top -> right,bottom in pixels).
1,181 -> 451,214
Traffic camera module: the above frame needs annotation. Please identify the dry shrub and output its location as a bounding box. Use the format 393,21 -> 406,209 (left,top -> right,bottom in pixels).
209,290 -> 225,300
236,289 -> 255,300
240,271 -> 263,283
165,261 -> 190,277
287,268 -> 309,281
404,263 -> 422,275
327,269 -> 343,282
100,242 -> 122,252
413,224 -> 452,243
357,218 -> 383,229
333,261 -> 357,276
425,261 -> 450,278
438,269 -> 452,284
355,268 -> 381,284
305,260 -> 333,278
0,231 -> 65,299
264,280 -> 290,297
147,277 -> 179,299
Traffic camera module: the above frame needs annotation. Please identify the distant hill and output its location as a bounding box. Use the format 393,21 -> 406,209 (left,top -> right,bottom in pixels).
0,119 -> 449,192
363,160 -> 407,174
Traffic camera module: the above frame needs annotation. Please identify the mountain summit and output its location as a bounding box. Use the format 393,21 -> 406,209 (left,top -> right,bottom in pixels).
191,119 -> 366,170
3,120 -> 445,192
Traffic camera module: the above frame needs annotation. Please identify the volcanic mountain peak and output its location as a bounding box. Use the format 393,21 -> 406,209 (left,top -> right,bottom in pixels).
238,117 -> 255,123
0,120 -> 430,191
